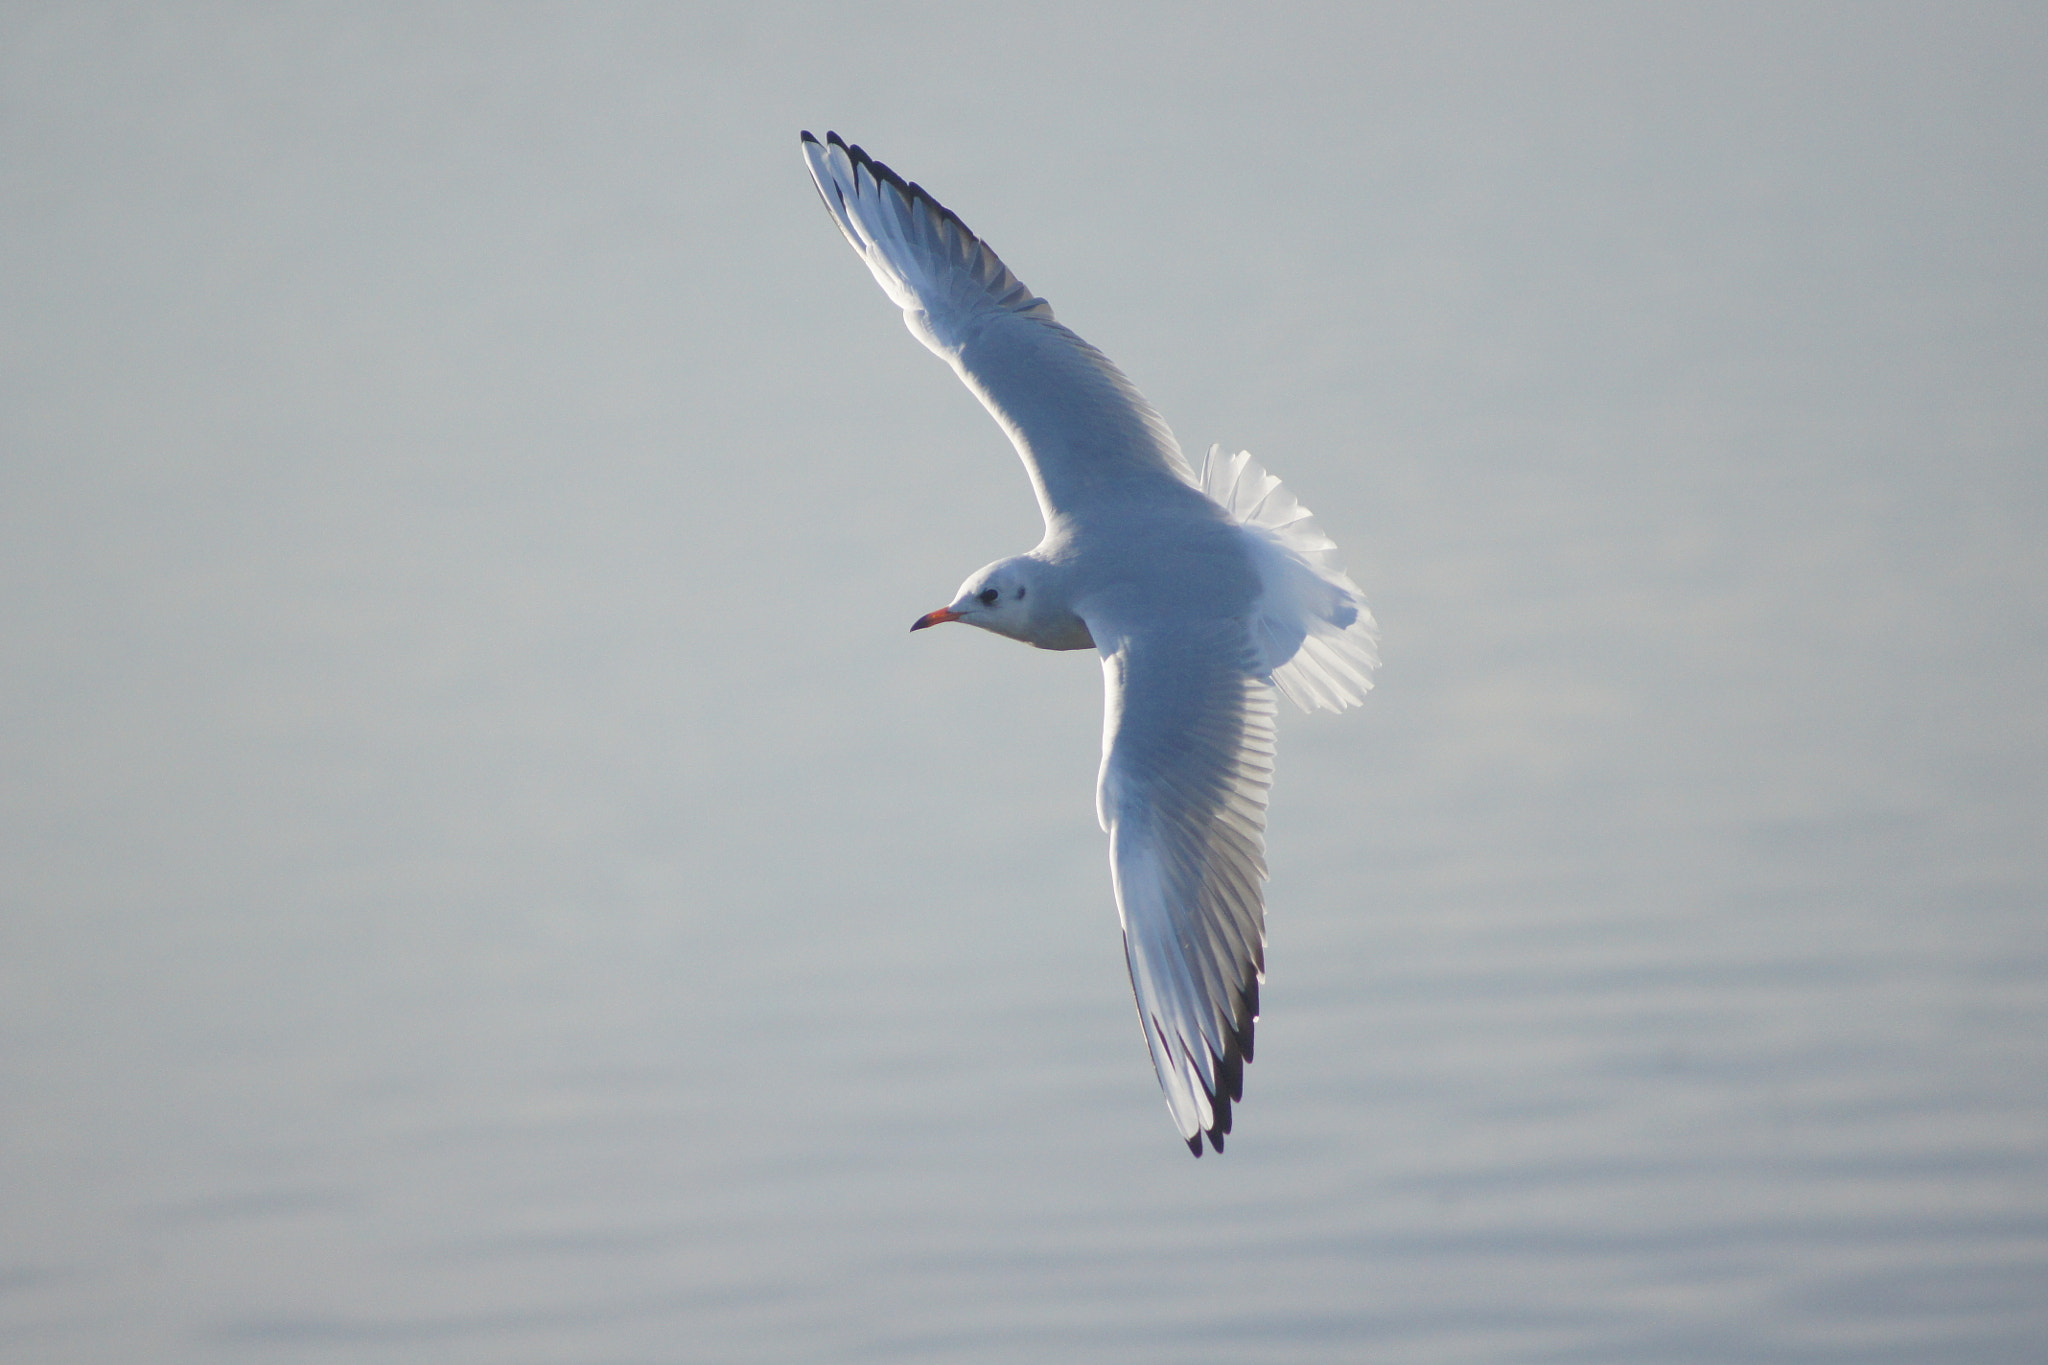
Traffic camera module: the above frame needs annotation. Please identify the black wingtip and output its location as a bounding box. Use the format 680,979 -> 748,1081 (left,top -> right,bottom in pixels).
799,129 -> 818,146
812,132 -> 979,244
1185,1134 -> 1204,1158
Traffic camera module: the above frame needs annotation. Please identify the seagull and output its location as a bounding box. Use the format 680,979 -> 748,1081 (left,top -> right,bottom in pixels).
800,132 -> 1377,1155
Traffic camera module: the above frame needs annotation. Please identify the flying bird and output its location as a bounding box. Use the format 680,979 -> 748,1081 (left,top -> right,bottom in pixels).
800,132 -> 1377,1155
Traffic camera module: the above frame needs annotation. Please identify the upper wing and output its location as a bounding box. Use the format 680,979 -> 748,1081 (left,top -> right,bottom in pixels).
1093,616 -> 1274,1155
800,131 -> 1195,530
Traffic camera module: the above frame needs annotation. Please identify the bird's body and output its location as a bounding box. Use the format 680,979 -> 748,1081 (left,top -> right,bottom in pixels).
801,132 -> 1376,1154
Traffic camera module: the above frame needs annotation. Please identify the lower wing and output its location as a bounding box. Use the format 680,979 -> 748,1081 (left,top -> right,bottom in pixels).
1095,618 -> 1274,1155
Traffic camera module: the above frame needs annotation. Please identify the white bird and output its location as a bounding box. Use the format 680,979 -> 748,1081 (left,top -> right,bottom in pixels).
800,132 -> 1377,1155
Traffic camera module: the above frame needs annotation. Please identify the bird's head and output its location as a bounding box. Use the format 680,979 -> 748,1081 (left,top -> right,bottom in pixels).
911,556 -> 1093,651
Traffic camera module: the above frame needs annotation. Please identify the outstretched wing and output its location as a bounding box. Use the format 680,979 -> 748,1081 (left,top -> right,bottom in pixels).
800,131 -> 1195,531
1094,617 -> 1273,1155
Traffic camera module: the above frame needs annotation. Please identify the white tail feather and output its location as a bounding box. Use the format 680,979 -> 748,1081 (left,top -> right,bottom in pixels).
1199,446 -> 1378,713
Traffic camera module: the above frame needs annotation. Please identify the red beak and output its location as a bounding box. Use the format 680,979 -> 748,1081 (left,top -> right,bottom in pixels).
910,607 -> 963,631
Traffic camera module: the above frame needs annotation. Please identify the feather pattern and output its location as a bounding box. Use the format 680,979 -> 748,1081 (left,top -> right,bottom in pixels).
1095,618 -> 1275,1154
802,132 -> 1196,531
1199,446 -> 1380,713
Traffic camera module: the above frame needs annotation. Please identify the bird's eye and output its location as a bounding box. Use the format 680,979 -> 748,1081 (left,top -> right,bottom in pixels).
978,587 -> 1000,605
